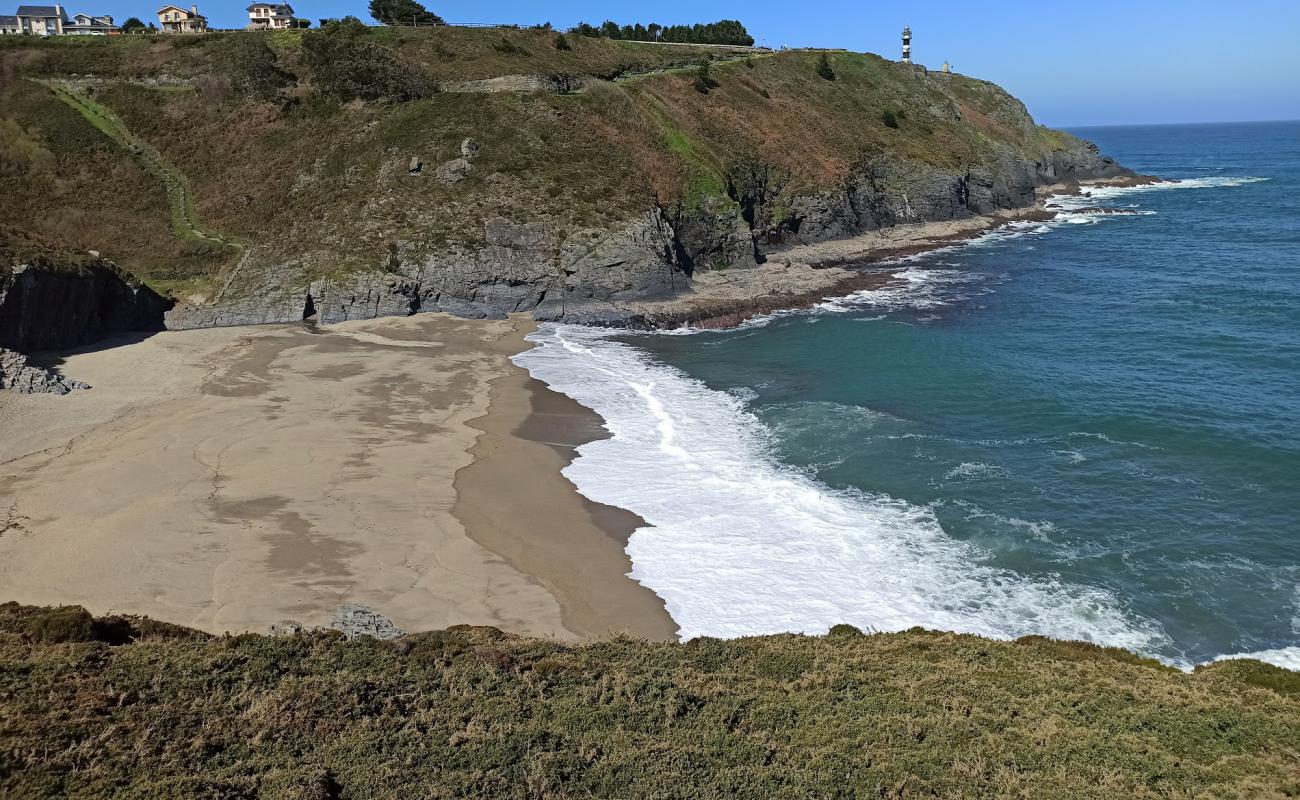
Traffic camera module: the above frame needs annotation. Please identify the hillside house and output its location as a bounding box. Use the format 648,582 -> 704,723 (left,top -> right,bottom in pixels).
246,2 -> 298,29
2,5 -> 116,33
13,5 -> 68,34
157,3 -> 205,32
66,12 -> 117,33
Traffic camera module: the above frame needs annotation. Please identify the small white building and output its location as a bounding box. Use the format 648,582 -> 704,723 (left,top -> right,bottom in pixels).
0,14 -> 21,32
157,3 -> 206,33
246,2 -> 298,30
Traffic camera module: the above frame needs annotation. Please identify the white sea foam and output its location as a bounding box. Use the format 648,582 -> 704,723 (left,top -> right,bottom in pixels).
1212,647 -> 1300,671
514,324 -> 1173,656
1051,175 -> 1268,207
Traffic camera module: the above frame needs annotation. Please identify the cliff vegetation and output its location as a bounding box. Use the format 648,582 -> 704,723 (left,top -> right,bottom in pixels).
0,26 -> 1128,327
1,603 -> 1297,798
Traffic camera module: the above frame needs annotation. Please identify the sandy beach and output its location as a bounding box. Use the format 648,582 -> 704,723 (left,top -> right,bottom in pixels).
0,313 -> 675,640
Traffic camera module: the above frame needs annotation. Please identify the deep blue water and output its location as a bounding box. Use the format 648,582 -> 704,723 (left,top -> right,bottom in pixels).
614,121 -> 1300,665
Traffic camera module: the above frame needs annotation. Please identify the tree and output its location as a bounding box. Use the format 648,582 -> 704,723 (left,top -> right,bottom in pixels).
121,16 -> 145,32
293,18 -> 310,27
815,52 -> 835,81
572,21 -> 599,38
693,60 -> 718,94
368,0 -> 444,27
147,21 -> 157,31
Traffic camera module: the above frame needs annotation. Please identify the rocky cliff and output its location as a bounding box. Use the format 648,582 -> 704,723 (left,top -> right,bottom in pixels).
1,31 -> 1136,335
0,257 -> 171,353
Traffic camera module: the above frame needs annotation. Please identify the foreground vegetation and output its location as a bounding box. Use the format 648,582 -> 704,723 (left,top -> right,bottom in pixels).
1,603 -> 1297,798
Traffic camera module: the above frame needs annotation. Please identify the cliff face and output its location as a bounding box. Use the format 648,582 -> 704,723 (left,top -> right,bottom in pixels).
1,31 -> 1135,333
0,259 -> 171,352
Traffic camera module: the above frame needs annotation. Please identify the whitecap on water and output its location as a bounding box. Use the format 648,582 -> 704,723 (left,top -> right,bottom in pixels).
515,324 -> 1174,658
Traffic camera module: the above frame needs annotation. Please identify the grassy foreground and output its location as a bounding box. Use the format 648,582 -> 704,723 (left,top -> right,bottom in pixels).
1,603 -> 1297,798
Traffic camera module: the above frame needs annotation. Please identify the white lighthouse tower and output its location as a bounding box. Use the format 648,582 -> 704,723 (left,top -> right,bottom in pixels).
901,25 -> 912,63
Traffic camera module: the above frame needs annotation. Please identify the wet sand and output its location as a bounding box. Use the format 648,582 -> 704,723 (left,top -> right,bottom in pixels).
454,324 -> 677,640
0,313 -> 673,640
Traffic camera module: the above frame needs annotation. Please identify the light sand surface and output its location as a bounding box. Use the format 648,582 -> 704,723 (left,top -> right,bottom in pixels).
0,313 -> 672,640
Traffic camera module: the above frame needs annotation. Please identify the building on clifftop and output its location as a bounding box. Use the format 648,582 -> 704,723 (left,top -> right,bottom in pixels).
901,25 -> 912,63
14,5 -> 69,34
246,2 -> 301,30
3,5 -> 117,34
157,3 -> 206,33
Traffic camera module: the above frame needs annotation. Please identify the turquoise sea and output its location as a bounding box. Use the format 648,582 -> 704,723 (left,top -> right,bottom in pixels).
518,121 -> 1300,668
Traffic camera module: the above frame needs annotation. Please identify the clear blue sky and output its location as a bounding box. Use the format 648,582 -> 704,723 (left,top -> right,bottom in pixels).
122,0 -> 1298,126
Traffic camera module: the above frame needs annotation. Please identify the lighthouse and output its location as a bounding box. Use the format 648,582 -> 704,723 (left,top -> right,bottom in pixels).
901,25 -> 912,63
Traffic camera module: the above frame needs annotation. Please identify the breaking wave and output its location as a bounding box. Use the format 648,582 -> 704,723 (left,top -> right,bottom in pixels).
514,324 -> 1176,657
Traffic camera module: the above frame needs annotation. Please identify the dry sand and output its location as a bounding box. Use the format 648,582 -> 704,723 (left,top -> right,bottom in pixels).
0,313 -> 675,640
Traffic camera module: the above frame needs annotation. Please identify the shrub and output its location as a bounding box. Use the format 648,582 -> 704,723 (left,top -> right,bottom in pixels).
553,32 -> 570,50
23,605 -> 94,643
882,109 -> 899,128
221,35 -> 294,99
368,0 -> 444,26
815,52 -> 835,81
301,17 -> 437,102
121,16 -> 145,33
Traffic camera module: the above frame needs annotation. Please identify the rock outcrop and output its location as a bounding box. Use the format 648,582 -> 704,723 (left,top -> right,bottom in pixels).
0,258 -> 171,353
329,604 -> 406,640
0,348 -> 88,394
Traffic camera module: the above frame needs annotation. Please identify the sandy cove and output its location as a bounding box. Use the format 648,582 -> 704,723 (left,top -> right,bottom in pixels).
0,313 -> 675,641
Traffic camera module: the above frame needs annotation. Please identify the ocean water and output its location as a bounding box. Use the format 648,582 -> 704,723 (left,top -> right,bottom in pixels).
516,121 -> 1300,669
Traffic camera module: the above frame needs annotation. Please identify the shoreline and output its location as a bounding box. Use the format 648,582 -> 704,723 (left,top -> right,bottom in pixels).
610,175 -> 1164,330
0,313 -> 672,641
453,325 -> 677,641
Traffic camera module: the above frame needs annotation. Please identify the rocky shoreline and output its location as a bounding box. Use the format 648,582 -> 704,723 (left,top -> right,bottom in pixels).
0,166 -> 1160,378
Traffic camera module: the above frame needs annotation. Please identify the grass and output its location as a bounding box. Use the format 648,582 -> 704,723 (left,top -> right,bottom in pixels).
37,79 -> 233,250
1,602 -> 1297,798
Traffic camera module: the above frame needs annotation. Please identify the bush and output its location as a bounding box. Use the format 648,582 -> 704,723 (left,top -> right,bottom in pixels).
301,17 -> 437,102
815,52 -> 835,81
221,35 -> 294,99
553,32 -> 570,50
693,61 -> 718,94
22,605 -> 94,643
882,109 -> 899,128
368,0 -> 443,26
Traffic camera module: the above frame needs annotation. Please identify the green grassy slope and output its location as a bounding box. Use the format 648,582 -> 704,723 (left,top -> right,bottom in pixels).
2,603 -> 1297,798
0,29 -> 1097,303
